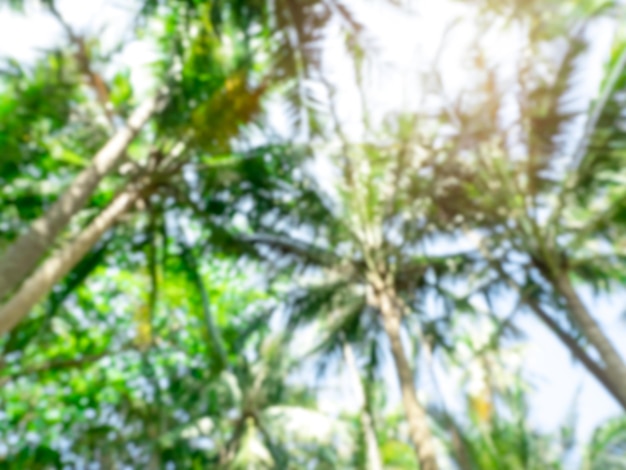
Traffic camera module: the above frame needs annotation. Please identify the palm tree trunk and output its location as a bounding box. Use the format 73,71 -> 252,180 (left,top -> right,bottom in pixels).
554,272 -> 626,401
373,284 -> 439,470
0,94 -> 164,301
0,187 -> 143,335
341,337 -> 384,470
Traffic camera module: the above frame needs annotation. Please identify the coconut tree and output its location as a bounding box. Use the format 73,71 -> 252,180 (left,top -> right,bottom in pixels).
0,0 -> 365,334
213,105 -> 505,468
431,0 -> 626,408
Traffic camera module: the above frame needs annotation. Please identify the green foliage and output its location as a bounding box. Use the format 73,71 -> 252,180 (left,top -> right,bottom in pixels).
584,416 -> 626,469
0,54 -> 82,230
2,0 -> 626,468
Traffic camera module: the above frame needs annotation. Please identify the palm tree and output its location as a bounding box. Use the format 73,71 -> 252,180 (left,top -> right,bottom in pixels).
225,110 -> 496,468
434,0 -> 626,408
0,0 -> 365,334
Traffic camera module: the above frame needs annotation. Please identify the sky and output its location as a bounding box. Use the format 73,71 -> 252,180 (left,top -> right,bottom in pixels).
1,0 -> 625,461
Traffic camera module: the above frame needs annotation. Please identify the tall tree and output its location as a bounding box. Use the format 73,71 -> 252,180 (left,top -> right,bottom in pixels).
225,121 -> 485,468
434,0 -> 626,407
0,0 -> 363,333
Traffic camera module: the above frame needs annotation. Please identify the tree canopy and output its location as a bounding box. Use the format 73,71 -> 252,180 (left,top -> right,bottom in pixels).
1,0 -> 626,468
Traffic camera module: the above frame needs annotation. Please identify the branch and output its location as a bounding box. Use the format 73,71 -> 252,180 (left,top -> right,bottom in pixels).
494,261 -> 626,410
524,297 -> 626,410
470,231 -> 626,409
237,233 -> 338,267
548,45 -> 626,228
569,47 -> 626,173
